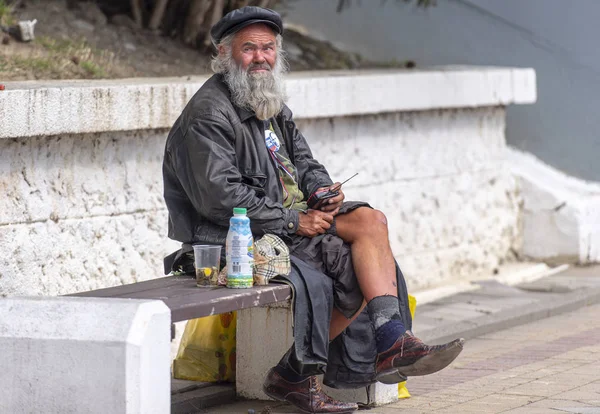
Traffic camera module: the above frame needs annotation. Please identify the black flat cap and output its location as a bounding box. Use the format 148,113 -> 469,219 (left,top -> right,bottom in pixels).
210,6 -> 283,46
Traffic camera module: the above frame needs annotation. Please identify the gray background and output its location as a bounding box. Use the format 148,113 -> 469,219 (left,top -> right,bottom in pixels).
281,0 -> 600,181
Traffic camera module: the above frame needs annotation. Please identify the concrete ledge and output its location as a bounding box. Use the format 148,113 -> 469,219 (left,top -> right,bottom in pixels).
0,297 -> 171,414
507,148 -> 600,264
0,66 -> 536,139
171,383 -> 235,414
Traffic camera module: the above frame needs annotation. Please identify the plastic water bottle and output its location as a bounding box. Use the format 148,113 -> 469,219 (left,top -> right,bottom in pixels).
226,207 -> 254,289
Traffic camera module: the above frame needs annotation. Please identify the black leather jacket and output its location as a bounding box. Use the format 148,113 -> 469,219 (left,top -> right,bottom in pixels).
162,74 -> 333,247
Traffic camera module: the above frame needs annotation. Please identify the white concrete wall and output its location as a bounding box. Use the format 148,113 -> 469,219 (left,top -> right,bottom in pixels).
0,68 -> 535,296
507,148 -> 600,264
0,130 -> 178,296
0,297 -> 171,413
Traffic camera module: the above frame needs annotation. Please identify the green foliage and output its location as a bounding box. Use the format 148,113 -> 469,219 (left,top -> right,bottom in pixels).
12,56 -> 54,71
35,36 -> 113,78
4,33 -> 113,79
36,36 -> 80,54
0,0 -> 16,26
80,60 -> 106,78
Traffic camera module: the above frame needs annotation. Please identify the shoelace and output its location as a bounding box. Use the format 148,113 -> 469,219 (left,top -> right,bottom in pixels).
308,376 -> 318,412
307,377 -> 353,411
308,376 -> 320,393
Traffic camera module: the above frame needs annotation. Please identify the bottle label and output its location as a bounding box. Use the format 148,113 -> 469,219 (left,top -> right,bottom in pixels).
226,272 -> 254,288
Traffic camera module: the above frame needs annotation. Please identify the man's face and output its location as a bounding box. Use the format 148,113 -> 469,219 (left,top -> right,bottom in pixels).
226,24 -> 277,74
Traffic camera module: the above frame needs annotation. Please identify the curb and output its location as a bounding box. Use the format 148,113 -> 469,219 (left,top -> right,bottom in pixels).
418,286 -> 600,344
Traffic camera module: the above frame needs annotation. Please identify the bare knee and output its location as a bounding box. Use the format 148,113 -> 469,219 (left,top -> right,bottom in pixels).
355,208 -> 388,239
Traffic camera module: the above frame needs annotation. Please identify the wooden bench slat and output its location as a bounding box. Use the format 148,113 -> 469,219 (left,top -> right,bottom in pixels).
71,276 -> 292,322
70,275 -> 192,298
166,284 -> 292,322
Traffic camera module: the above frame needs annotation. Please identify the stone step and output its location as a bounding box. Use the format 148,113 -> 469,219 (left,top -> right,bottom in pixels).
171,379 -> 235,414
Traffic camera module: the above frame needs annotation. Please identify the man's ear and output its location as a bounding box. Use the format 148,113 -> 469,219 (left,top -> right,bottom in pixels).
218,45 -> 226,56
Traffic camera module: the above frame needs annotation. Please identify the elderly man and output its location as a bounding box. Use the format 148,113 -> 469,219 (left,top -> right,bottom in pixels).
163,6 -> 463,414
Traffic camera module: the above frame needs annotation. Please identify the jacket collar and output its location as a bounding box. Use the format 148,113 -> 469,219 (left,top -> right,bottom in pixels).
235,105 -> 255,122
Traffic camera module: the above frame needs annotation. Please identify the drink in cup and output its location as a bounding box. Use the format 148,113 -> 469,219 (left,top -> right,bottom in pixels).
192,245 -> 222,287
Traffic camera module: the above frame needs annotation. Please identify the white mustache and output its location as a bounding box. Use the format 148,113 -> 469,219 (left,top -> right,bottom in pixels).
248,63 -> 272,72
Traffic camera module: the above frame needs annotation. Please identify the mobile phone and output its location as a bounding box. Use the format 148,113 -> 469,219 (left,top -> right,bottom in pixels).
307,173 -> 358,209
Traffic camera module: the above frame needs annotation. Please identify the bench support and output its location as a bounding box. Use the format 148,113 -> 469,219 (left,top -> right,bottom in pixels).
0,297 -> 171,414
236,302 -> 399,406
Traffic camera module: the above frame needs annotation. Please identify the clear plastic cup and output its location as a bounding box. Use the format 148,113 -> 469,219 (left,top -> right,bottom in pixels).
192,245 -> 222,287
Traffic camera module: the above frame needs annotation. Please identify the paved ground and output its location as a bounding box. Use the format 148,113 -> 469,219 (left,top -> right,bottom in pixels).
398,303 -> 600,413
175,265 -> 600,413
413,265 -> 600,345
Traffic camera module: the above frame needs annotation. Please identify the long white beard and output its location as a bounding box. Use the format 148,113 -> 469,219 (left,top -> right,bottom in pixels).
224,59 -> 287,120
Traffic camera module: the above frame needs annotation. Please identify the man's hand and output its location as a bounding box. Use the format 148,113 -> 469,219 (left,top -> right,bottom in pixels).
318,182 -> 345,215
297,209 -> 335,237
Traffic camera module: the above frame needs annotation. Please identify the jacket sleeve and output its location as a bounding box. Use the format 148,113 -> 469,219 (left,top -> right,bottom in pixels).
287,119 -> 333,196
173,112 -> 299,236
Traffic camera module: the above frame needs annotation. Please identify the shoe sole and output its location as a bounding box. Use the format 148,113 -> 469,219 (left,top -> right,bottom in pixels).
376,369 -> 408,384
263,387 -> 357,414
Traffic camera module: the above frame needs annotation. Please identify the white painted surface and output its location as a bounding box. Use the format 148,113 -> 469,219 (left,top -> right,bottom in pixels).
508,148 -> 600,264
0,67 -> 535,139
0,297 -> 171,414
0,129 -> 178,297
236,304 -> 294,400
0,68 -> 535,298
326,382 -> 398,407
0,107 -> 519,296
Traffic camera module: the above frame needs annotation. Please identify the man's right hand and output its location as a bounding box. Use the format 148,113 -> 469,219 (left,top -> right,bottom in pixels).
296,209 -> 336,237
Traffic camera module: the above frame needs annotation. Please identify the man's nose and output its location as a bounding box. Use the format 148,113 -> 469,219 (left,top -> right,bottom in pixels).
253,50 -> 266,63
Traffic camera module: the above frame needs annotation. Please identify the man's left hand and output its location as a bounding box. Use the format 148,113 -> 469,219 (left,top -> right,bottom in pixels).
319,182 -> 344,215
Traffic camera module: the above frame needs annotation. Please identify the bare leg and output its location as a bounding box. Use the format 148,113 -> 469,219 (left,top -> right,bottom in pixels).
328,301 -> 366,340
334,208 -> 398,301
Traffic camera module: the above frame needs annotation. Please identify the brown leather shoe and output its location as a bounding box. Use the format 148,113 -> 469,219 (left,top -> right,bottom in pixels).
376,331 -> 464,381
263,368 -> 358,414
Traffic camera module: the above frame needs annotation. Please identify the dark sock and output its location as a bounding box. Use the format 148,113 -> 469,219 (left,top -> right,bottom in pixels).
275,346 -> 309,383
274,364 -> 309,383
367,295 -> 406,353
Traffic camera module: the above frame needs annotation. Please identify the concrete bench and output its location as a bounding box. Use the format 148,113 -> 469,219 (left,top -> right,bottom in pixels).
71,276 -> 308,409
73,274 -> 399,407
0,276 -> 397,413
0,277 -> 295,413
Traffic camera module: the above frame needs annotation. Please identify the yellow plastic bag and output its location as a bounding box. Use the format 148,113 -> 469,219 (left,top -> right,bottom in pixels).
398,294 -> 417,399
173,311 -> 237,382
